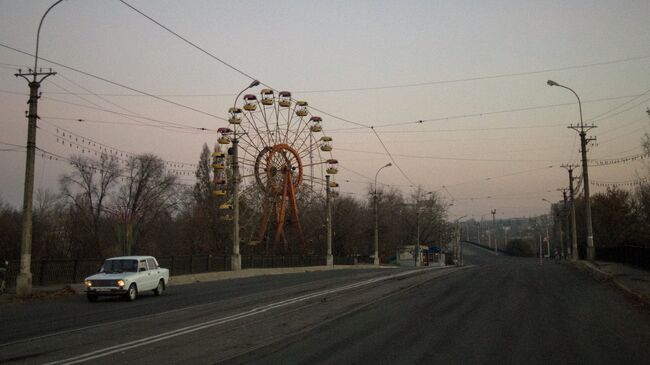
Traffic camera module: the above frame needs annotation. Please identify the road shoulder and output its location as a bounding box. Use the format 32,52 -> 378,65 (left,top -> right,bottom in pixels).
573,260 -> 650,307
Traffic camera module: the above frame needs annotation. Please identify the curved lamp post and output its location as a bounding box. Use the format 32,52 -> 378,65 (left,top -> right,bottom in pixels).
373,163 -> 391,265
230,80 -> 259,271
547,80 -> 595,261
14,0 -> 64,297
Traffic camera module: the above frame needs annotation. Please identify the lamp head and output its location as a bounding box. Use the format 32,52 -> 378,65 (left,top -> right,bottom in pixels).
547,80 -> 559,87
385,162 -> 392,167
248,80 -> 260,88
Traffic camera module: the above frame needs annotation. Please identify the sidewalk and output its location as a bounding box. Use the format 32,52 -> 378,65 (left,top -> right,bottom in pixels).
0,264 -> 388,304
574,260 -> 650,306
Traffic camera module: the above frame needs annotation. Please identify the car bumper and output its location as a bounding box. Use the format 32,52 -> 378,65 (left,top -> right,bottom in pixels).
86,287 -> 127,295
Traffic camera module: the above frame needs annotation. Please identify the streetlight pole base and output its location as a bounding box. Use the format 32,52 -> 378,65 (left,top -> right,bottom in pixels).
326,255 -> 334,266
231,254 -> 241,271
15,272 -> 32,297
373,257 -> 380,266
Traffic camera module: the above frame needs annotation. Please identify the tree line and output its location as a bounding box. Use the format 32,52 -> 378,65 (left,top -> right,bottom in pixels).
0,143 -> 453,261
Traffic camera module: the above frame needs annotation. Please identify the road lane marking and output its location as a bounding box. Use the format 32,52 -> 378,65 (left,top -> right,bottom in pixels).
46,267 -> 443,364
1,270 -> 384,348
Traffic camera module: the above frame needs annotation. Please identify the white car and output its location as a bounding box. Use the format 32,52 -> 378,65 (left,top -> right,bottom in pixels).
84,256 -> 169,302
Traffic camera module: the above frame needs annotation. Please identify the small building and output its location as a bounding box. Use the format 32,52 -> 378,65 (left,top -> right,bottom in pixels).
396,245 -> 445,267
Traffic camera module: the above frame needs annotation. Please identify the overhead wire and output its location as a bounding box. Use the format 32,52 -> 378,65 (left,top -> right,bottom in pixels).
0,42 -> 228,122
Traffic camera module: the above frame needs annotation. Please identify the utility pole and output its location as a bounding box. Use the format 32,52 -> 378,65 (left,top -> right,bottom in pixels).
539,233 -> 543,265
325,175 -> 333,266
14,0 -> 64,297
562,164 -> 579,261
415,208 -> 421,267
545,224 -> 550,258
15,68 -> 56,297
491,209 -> 497,255
558,188 -> 568,259
548,80 -> 596,261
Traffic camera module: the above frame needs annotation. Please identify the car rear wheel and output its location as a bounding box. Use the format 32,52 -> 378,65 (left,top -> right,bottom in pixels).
153,279 -> 165,296
125,284 -> 138,301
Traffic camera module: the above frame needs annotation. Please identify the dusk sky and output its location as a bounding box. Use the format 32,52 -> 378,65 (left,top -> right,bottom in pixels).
1,0 -> 649,220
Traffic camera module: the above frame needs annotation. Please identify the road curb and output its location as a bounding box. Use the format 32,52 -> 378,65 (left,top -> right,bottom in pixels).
11,264 -> 392,297
573,260 -> 649,306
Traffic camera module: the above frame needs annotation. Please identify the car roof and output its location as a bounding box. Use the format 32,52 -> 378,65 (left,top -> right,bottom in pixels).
105,256 -> 154,260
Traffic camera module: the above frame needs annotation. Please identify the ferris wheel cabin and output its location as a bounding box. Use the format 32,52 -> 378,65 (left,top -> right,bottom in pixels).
295,101 -> 308,117
260,89 -> 274,105
228,107 -> 242,125
320,136 -> 333,151
309,116 -> 322,132
243,94 -> 258,111
217,128 -> 233,144
278,91 -> 292,107
326,159 -> 338,174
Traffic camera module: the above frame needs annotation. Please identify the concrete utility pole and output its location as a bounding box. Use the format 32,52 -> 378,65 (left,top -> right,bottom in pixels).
454,216 -> 466,266
14,0 -> 63,297
539,234 -> 543,265
373,163 -> 391,266
558,188 -> 568,259
415,208 -> 421,267
548,80 -> 596,261
545,225 -> 551,258
491,209 -> 497,255
325,175 -> 333,266
231,80 -> 260,271
561,164 -> 579,261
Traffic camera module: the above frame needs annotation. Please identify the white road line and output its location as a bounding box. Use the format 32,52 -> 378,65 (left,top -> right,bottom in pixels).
46,268 -> 437,365
1,273 -> 364,348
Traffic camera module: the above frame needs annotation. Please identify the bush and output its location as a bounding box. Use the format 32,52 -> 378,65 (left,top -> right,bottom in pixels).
507,238 -> 536,257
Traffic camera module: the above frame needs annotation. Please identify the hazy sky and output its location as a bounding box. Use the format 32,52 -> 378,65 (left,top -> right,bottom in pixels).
1,0 -> 649,220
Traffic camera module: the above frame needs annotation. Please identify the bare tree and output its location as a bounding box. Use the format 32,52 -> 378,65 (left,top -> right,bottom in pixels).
59,154 -> 121,257
112,153 -> 179,255
33,188 -> 67,258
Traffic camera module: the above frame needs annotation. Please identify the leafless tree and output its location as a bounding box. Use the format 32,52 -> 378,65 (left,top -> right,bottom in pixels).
59,154 -> 121,257
112,153 -> 180,255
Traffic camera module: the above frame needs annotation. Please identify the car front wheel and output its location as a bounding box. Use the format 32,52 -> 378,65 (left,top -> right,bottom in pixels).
87,293 -> 98,302
126,284 -> 138,301
153,279 -> 165,296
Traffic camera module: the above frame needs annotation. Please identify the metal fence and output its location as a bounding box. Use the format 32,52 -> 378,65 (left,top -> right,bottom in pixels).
595,246 -> 650,270
3,254 -> 354,288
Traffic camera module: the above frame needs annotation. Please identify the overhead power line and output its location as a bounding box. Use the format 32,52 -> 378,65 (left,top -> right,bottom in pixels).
0,42 -> 228,122
292,55 -> 650,94
371,128 -> 417,187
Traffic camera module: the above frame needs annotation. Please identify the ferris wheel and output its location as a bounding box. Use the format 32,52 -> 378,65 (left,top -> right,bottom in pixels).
216,89 -> 338,253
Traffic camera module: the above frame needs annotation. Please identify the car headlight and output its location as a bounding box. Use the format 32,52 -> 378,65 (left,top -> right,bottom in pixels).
84,280 -> 92,287
116,279 -> 125,287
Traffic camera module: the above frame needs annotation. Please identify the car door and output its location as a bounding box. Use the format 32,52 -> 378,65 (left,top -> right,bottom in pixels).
146,258 -> 160,285
138,259 -> 154,290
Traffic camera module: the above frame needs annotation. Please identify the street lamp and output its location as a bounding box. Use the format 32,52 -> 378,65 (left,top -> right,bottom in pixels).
547,80 -> 596,261
230,79 -> 260,271
14,0 -> 63,297
373,162 -> 392,265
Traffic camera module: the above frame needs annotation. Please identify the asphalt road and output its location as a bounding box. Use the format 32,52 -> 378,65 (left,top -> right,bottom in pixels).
1,244 -> 648,364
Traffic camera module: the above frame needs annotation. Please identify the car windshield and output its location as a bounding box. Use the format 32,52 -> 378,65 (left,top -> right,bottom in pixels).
100,259 -> 138,273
